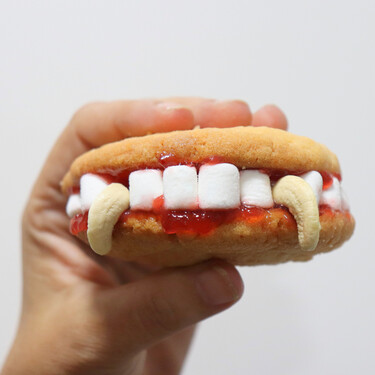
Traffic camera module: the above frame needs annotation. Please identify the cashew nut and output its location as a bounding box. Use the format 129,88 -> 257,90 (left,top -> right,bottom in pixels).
272,175 -> 321,251
87,183 -> 130,255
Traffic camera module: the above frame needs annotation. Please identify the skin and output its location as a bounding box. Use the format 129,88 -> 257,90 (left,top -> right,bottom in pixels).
2,98 -> 288,375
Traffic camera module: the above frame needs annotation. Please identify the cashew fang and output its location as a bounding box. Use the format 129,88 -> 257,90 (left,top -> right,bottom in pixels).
87,183 -> 130,255
273,175 -> 321,251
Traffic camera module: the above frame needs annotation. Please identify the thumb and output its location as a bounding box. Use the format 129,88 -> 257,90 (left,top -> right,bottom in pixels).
97,259 -> 244,355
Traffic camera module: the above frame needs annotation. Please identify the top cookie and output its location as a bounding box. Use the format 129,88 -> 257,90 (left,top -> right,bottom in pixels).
61,126 -> 340,194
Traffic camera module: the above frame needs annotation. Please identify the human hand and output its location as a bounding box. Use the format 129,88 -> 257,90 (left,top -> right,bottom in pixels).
2,98 -> 288,375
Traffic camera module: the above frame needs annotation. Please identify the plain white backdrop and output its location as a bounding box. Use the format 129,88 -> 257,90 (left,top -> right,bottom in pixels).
0,0 -> 374,373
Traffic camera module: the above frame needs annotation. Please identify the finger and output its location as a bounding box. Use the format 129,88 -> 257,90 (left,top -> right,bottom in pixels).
164,97 -> 252,128
70,100 -> 196,147
33,100 -> 195,192
97,259 -> 244,355
252,104 -> 288,130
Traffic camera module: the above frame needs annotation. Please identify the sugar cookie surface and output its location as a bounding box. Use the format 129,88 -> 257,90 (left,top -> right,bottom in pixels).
62,126 -> 340,193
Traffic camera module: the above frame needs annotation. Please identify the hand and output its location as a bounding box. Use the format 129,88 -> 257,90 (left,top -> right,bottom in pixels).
2,98 -> 288,375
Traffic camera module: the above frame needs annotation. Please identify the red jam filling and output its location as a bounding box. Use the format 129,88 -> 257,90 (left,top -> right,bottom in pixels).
320,171 -> 335,190
70,204 -> 342,237
70,203 -> 298,236
70,211 -> 88,235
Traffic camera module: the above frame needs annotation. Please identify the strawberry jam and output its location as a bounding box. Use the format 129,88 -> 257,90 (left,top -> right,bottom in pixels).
321,171 -> 336,190
160,209 -> 237,235
149,194 -> 237,235
70,212 -> 88,235
158,153 -> 190,168
70,205 -> 299,236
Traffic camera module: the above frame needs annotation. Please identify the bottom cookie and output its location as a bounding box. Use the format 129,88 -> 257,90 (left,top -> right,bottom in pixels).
77,207 -> 354,267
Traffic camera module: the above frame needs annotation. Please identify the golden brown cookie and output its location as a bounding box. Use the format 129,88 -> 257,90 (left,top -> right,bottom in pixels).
62,126 -> 354,266
61,126 -> 340,193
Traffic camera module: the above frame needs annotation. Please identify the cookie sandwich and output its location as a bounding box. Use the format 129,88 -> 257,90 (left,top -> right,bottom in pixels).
61,126 -> 355,267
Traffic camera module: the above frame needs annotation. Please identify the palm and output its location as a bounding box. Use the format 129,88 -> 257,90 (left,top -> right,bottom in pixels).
23,186 -> 195,374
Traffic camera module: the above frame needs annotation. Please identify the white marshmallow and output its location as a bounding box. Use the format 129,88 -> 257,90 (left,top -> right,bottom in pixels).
340,186 -> 350,211
129,169 -> 163,210
163,166 -> 198,209
198,163 -> 240,209
240,170 -> 273,208
320,177 -> 341,210
301,171 -> 323,204
66,194 -> 82,218
80,174 -> 109,211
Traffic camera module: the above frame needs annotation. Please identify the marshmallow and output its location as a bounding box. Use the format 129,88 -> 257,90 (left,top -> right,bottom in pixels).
80,174 -> 109,211
320,177 -> 341,210
198,163 -> 240,209
129,169 -> 163,210
66,194 -> 82,218
301,171 -> 323,204
340,186 -> 350,211
240,170 -> 273,208
163,166 -> 198,209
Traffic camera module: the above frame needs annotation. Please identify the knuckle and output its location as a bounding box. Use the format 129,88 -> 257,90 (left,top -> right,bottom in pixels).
70,101 -> 102,126
138,292 -> 180,336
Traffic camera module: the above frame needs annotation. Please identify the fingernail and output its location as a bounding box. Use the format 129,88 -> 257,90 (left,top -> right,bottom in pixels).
156,102 -> 185,112
195,263 -> 243,306
213,99 -> 249,108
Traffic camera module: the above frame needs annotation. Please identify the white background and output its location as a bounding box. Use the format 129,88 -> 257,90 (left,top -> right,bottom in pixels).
0,1 -> 374,374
